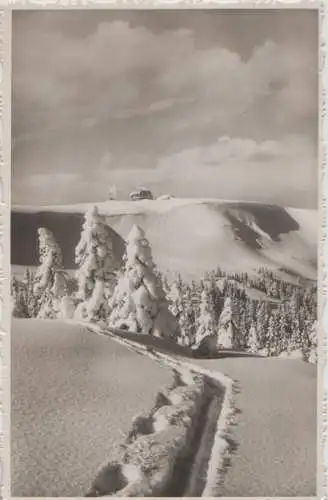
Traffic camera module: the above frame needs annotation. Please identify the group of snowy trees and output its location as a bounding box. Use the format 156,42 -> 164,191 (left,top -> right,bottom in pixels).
11,204 -> 318,362
160,270 -> 317,360
11,206 -> 179,339
209,266 -> 315,301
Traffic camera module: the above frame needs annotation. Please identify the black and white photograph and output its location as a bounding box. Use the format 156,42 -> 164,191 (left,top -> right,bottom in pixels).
10,8 -> 318,498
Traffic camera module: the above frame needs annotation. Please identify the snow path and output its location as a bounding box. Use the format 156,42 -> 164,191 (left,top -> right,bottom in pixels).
11,319 -> 173,497
91,327 -> 317,497
193,356 -> 317,497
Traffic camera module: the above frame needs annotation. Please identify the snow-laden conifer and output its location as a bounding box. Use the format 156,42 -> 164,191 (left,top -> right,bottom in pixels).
217,297 -> 235,349
33,228 -> 65,318
75,205 -> 116,322
108,224 -> 179,338
167,280 -> 193,345
193,288 -> 217,350
247,321 -> 261,353
11,276 -> 27,318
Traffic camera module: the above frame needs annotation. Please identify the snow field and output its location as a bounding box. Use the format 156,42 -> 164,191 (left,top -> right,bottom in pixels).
11,319 -> 174,497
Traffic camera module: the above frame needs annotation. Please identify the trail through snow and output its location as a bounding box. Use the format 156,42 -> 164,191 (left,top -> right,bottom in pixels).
89,326 -> 317,497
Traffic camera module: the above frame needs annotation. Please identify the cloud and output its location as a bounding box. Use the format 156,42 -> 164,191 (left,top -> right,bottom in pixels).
149,134 -> 316,207
13,17 -> 317,141
13,22 -> 194,138
157,135 -> 316,171
157,39 -> 317,139
12,12 -> 318,208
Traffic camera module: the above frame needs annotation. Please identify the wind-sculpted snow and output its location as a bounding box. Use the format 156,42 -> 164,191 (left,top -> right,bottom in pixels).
11,198 -> 317,281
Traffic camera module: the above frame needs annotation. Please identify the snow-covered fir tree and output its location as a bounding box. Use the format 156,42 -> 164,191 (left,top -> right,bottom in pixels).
37,289 -> 57,319
266,312 -> 278,355
108,224 -> 179,338
160,273 -> 171,297
167,280 -> 183,319
181,286 -> 197,346
23,268 -> 39,318
34,228 -> 63,294
205,277 -> 221,324
290,289 -> 301,318
193,287 -> 217,353
11,269 -> 41,318
290,317 -> 302,349
265,313 -> 273,350
247,321 -> 261,353
33,228 -> 65,318
11,276 -> 26,318
37,271 -> 69,320
256,301 -> 269,347
276,304 -> 289,354
75,205 -> 116,323
167,280 -> 189,345
238,305 -> 248,348
217,297 -> 236,349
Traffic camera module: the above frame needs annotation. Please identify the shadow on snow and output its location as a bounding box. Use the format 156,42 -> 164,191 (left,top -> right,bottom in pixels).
104,326 -> 264,361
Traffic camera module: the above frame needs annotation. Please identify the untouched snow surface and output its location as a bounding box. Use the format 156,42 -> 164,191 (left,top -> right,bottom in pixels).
11,319 -> 173,497
193,355 -> 317,497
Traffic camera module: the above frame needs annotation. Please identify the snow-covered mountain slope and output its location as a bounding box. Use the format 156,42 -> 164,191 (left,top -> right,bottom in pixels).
11,199 -> 317,281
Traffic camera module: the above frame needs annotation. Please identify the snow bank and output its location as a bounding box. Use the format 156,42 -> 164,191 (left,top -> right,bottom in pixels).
201,372 -> 235,496
278,349 -> 304,360
87,364 -> 208,497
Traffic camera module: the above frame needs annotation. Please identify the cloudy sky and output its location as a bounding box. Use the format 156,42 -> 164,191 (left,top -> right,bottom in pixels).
12,9 -> 318,207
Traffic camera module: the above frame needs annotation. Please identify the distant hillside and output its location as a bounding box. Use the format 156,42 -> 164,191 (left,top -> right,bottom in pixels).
11,198 -> 317,281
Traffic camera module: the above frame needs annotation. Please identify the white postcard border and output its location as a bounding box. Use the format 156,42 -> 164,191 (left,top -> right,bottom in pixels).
0,3 -> 325,500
